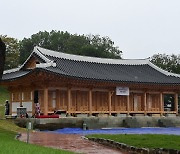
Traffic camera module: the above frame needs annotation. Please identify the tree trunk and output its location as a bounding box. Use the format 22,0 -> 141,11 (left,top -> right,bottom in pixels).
0,38 -> 6,81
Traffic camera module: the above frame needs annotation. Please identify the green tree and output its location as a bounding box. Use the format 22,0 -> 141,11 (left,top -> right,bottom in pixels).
86,34 -> 121,58
19,30 -> 122,64
150,53 -> 180,74
1,35 -> 20,70
0,38 -> 6,80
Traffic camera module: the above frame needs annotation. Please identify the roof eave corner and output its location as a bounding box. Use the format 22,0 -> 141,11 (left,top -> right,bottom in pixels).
19,46 -> 53,71
148,61 -> 180,78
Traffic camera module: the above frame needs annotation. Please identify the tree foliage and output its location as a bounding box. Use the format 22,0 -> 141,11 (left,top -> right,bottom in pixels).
1,35 -> 20,70
151,53 -> 180,74
19,30 -> 122,64
0,38 -> 6,80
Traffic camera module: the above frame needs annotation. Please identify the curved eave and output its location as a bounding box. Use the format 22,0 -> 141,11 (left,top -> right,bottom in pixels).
1,68 -> 180,86
1,71 -> 33,82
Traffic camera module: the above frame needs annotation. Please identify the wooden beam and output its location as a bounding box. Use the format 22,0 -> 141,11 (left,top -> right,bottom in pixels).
175,93 -> 178,115
163,92 -> 176,94
67,87 -> 71,116
160,92 -> 163,116
93,88 -> 109,92
89,89 -> 92,116
44,87 -> 48,115
108,91 -> 112,115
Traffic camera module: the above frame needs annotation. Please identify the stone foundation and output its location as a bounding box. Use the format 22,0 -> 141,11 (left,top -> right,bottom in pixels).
88,137 -> 180,154
14,116 -> 180,130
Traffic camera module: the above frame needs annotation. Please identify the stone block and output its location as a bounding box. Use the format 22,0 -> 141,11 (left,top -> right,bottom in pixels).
141,148 -> 149,154
98,114 -> 109,117
60,113 -> 66,117
76,114 -> 88,117
165,114 -> 176,117
134,114 -> 145,117
151,114 -> 161,117
169,149 -> 178,154
116,113 -> 127,117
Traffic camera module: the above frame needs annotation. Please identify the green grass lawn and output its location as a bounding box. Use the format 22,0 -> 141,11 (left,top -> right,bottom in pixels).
0,128 -> 74,154
0,87 -> 75,154
87,134 -> 180,150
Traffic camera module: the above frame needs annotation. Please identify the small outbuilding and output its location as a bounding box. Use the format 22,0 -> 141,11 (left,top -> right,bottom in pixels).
1,46 -> 180,117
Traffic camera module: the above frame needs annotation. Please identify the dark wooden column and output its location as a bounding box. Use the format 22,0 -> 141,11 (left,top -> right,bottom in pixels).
44,87 -> 48,115
175,93 -> 178,115
89,89 -> 92,116
108,91 -> 112,115
20,89 -> 23,107
67,87 -> 71,116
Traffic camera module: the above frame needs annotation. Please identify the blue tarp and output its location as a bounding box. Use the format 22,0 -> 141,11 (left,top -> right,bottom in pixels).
45,127 -> 180,135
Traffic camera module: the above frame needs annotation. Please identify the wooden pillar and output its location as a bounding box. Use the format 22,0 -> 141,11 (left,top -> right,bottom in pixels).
114,94 -> 117,112
56,89 -> 60,110
127,95 -> 130,115
20,91 -> 23,107
31,91 -> 35,115
144,92 -> 147,115
108,91 -> 112,115
67,88 -> 71,116
160,92 -> 163,116
10,92 -> 13,115
175,93 -> 178,115
44,87 -> 48,115
89,89 -> 92,116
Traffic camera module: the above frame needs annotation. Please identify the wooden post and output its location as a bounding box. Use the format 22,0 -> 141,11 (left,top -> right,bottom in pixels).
127,95 -> 130,115
56,89 -> 60,110
160,92 -> 163,116
144,92 -> 147,115
31,91 -> 35,115
20,91 -> 23,107
108,91 -> 112,116
67,87 -> 71,116
175,93 -> 178,115
44,87 -> 48,115
89,89 -> 92,116
10,92 -> 13,115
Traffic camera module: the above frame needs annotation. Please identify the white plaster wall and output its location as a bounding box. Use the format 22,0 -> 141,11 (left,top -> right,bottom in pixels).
12,102 -> 20,116
22,102 -> 32,112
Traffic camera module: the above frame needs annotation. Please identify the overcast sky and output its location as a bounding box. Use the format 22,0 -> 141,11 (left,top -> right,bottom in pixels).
1,0 -> 180,59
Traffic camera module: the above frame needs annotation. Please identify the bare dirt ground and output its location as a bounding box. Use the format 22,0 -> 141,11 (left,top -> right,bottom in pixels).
19,131 -> 127,154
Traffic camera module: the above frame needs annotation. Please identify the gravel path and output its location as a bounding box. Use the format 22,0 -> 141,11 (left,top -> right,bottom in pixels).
19,131 -> 127,154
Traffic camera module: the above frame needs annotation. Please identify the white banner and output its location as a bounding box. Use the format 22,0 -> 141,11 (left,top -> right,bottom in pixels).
116,87 -> 129,96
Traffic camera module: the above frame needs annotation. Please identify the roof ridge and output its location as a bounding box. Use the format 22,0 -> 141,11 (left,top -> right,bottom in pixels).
36,46 -> 150,65
34,46 -> 52,63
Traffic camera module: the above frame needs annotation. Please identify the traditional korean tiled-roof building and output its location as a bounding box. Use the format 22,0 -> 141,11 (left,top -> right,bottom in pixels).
1,46 -> 180,116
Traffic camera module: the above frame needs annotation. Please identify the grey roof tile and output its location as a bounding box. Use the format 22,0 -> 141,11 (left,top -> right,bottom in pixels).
2,46 -> 180,85
44,55 -> 180,84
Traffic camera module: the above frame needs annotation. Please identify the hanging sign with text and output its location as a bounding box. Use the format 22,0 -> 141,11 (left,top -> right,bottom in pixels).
116,87 -> 129,96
